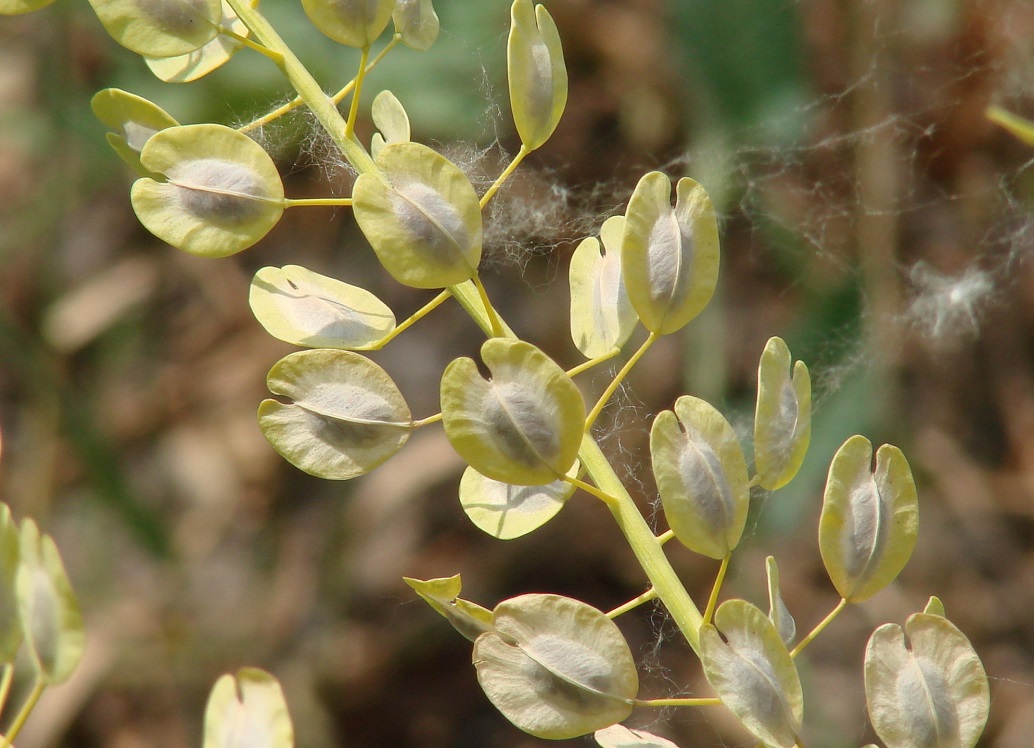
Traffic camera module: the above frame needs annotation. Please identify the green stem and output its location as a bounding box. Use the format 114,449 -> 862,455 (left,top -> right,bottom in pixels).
585,332 -> 657,431
606,588 -> 657,618
0,665 -> 12,715
239,36 -> 400,134
579,435 -> 704,652
370,290 -> 452,350
472,273 -> 505,338
345,45 -> 371,138
282,197 -> 353,208
332,36 -> 400,105
656,529 -> 675,545
702,553 -> 731,626
449,280 -> 515,338
225,0 -> 381,179
634,697 -> 722,708
447,277 -> 704,652
1,676 -> 45,748
564,476 -> 617,507
790,597 -> 848,658
220,27 -> 281,61
565,348 -> 619,378
480,144 -> 530,209
412,413 -> 444,428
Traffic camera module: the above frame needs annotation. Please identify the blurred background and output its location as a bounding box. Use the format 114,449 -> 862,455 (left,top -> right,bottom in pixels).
3,0 -> 1034,745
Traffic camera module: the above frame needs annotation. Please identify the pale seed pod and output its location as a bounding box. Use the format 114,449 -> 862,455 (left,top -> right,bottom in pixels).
507,0 -> 568,151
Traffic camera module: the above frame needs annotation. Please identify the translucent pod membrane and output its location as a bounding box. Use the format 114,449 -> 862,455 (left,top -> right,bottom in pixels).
569,215 -> 638,359
392,0 -> 440,51
91,88 -> 179,177
473,594 -> 638,740
353,142 -> 482,289
818,436 -> 918,603
700,600 -> 803,748
622,173 -> 720,336
88,0 -> 222,57
249,265 -> 396,350
441,339 -> 584,486
131,124 -> 284,258
594,724 -> 681,748
16,519 -> 85,686
301,0 -> 395,48
146,0 -> 248,83
650,395 -> 749,559
865,612 -> 989,748
507,0 -> 568,151
203,668 -> 294,748
459,460 -> 578,540
754,336 -> 811,491
370,91 -> 411,160
258,349 -> 412,480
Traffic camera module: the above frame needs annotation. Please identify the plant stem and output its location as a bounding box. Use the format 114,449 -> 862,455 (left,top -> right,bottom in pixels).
480,144 -> 529,209
606,588 -> 657,618
0,665 -> 12,715
565,348 -> 619,378
371,290 -> 452,349
703,553 -> 731,626
449,280 -> 514,337
0,676 -> 45,748
220,28 -> 280,61
239,36 -> 400,134
790,597 -> 848,658
282,197 -> 353,208
472,273 -> 504,338
584,332 -> 657,431
345,45 -> 371,138
412,413 -> 444,428
448,277 -> 704,652
564,476 -> 617,508
634,697 -> 722,708
656,529 -> 675,545
225,0 -> 381,180
579,435 -> 704,652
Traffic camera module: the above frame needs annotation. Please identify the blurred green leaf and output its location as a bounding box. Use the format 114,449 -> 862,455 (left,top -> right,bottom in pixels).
17,520 -> 85,685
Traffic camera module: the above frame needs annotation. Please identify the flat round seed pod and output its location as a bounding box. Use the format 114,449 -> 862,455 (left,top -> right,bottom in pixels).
818,436 -> 918,602
146,1 -> 247,83
87,0 -> 221,57
132,124 -> 284,258
249,265 -> 395,350
474,594 -> 638,740
353,142 -> 482,288
258,349 -> 412,480
203,668 -> 293,748
622,173 -> 720,335
441,339 -> 584,486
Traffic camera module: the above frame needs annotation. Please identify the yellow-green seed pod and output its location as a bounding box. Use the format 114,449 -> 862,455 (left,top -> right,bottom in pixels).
392,0 -> 439,51
622,173 -> 720,335
302,0 -> 395,48
87,0 -> 221,57
507,0 -> 568,151
203,668 -> 293,748
0,0 -> 57,15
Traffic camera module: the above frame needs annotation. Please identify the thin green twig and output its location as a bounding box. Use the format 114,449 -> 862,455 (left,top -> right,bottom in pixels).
634,696 -> 722,708
702,553 -> 731,626
584,332 -> 657,431
0,676 -> 45,748
790,597 -> 848,658
606,588 -> 658,618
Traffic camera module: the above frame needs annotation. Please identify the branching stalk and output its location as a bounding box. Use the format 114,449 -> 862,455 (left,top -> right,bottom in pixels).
0,676 -> 45,748
224,0 -> 382,180
702,553 -> 731,626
